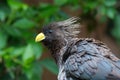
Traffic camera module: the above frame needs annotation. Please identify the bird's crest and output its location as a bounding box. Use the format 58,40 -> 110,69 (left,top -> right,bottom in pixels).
57,17 -> 80,37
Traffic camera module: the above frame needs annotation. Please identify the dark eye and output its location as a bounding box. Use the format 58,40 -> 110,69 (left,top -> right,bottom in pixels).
48,30 -> 53,33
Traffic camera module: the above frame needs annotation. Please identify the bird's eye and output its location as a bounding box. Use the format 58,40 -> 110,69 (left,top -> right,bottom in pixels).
48,30 -> 53,33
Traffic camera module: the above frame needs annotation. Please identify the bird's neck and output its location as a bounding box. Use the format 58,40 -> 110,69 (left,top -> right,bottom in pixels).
50,40 -> 66,64
51,38 -> 79,68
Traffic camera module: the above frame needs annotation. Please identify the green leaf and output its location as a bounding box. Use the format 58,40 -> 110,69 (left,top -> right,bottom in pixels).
54,0 -> 68,6
104,0 -> 116,7
85,1 -> 97,9
24,62 -> 43,80
0,30 -> 8,49
32,43 -> 43,59
10,47 -> 25,57
3,47 -> 14,58
3,25 -> 22,37
0,50 -> 6,56
39,5 -> 59,18
22,44 -> 34,64
13,18 -> 35,29
112,14 -> 120,40
4,56 -> 14,68
39,3 -> 50,8
106,8 -> 116,19
0,11 -> 6,21
7,0 -> 28,10
41,58 -> 58,74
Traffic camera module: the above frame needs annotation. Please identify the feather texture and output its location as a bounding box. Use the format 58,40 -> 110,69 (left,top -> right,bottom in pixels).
57,17 -> 81,37
39,17 -> 120,80
63,38 -> 120,80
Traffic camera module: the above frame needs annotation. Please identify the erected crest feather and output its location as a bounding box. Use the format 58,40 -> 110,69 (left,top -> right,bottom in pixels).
57,17 -> 80,26
57,17 -> 81,37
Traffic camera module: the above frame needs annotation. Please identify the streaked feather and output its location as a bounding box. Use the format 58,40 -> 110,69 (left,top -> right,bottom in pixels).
57,17 -> 81,37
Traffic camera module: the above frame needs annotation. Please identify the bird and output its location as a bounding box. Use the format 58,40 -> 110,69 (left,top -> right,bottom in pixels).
35,17 -> 120,80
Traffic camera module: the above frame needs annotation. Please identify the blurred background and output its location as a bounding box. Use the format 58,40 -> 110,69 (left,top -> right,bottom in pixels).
0,0 -> 120,80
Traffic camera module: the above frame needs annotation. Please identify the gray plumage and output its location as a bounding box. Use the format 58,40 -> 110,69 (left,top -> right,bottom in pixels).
40,17 -> 120,80
63,38 -> 120,80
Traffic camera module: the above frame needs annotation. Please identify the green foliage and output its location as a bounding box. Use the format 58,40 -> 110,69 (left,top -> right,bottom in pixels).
13,18 -> 35,29
54,0 -> 68,6
0,11 -> 6,21
0,0 -> 119,80
112,14 -> 120,41
40,58 -> 58,74
0,0 -> 61,80
7,0 -> 28,10
0,30 -> 8,49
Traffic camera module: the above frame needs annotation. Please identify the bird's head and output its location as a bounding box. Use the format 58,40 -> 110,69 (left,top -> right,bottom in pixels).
35,17 -> 80,51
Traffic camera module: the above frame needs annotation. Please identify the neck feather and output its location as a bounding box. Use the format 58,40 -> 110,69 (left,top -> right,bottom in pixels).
50,38 -> 79,67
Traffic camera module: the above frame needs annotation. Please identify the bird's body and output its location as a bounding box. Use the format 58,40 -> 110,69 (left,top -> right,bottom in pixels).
58,38 -> 120,80
35,17 -> 120,80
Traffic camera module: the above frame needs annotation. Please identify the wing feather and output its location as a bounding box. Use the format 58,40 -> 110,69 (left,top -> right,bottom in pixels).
64,39 -> 120,80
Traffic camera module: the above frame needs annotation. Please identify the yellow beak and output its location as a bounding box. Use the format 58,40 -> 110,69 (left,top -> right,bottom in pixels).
35,32 -> 46,42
